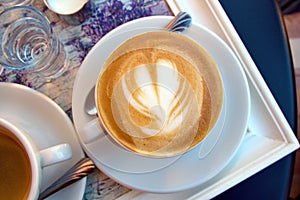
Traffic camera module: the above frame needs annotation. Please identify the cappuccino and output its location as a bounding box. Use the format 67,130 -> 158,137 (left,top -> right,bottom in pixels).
96,31 -> 223,157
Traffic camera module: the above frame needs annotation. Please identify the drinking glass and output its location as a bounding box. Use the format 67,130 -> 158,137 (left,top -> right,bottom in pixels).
0,6 -> 68,80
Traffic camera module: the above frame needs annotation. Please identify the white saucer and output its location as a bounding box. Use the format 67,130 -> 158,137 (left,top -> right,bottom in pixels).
72,16 -> 250,193
0,82 -> 86,200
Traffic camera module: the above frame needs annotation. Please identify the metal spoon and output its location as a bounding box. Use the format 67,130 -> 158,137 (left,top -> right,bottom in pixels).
85,86 -> 97,116
165,11 -> 192,32
39,12 -> 192,200
84,11 -> 192,116
38,158 -> 95,200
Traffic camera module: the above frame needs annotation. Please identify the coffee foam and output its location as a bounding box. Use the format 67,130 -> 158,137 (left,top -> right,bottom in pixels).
96,31 -> 223,157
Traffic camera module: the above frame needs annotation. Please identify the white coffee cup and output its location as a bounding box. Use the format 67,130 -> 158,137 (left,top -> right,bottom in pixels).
78,30 -> 223,159
0,117 -> 72,200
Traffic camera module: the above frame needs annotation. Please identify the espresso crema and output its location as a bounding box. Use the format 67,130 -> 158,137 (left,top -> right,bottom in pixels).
96,31 -> 223,157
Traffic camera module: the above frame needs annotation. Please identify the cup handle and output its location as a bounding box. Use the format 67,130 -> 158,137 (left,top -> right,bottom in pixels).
40,143 -> 72,168
78,118 -> 106,144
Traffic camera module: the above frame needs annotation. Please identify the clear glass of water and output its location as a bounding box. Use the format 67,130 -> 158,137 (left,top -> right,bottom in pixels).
0,6 -> 68,80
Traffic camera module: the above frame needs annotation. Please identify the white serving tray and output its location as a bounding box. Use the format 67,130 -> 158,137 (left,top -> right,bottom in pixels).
117,0 -> 300,199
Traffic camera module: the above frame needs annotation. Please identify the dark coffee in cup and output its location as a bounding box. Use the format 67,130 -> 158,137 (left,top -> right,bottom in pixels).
0,126 -> 31,199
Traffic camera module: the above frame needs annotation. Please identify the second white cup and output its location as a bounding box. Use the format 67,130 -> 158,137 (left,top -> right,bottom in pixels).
0,117 -> 72,200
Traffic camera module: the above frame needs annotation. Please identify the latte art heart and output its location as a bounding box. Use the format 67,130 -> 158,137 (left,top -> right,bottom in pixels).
112,61 -> 202,141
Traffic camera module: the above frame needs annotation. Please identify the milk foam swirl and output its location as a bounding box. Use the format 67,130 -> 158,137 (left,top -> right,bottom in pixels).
111,57 -> 203,141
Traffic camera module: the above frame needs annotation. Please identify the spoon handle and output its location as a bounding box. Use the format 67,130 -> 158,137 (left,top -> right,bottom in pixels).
38,157 -> 95,200
165,11 -> 192,32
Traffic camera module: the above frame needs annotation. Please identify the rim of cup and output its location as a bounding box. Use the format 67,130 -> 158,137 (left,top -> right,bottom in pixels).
93,30 -> 224,158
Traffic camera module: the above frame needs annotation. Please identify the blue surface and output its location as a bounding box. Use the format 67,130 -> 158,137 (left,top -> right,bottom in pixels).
214,0 -> 297,199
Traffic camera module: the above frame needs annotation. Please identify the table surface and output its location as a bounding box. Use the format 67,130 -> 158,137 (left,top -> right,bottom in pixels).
0,0 -> 296,199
